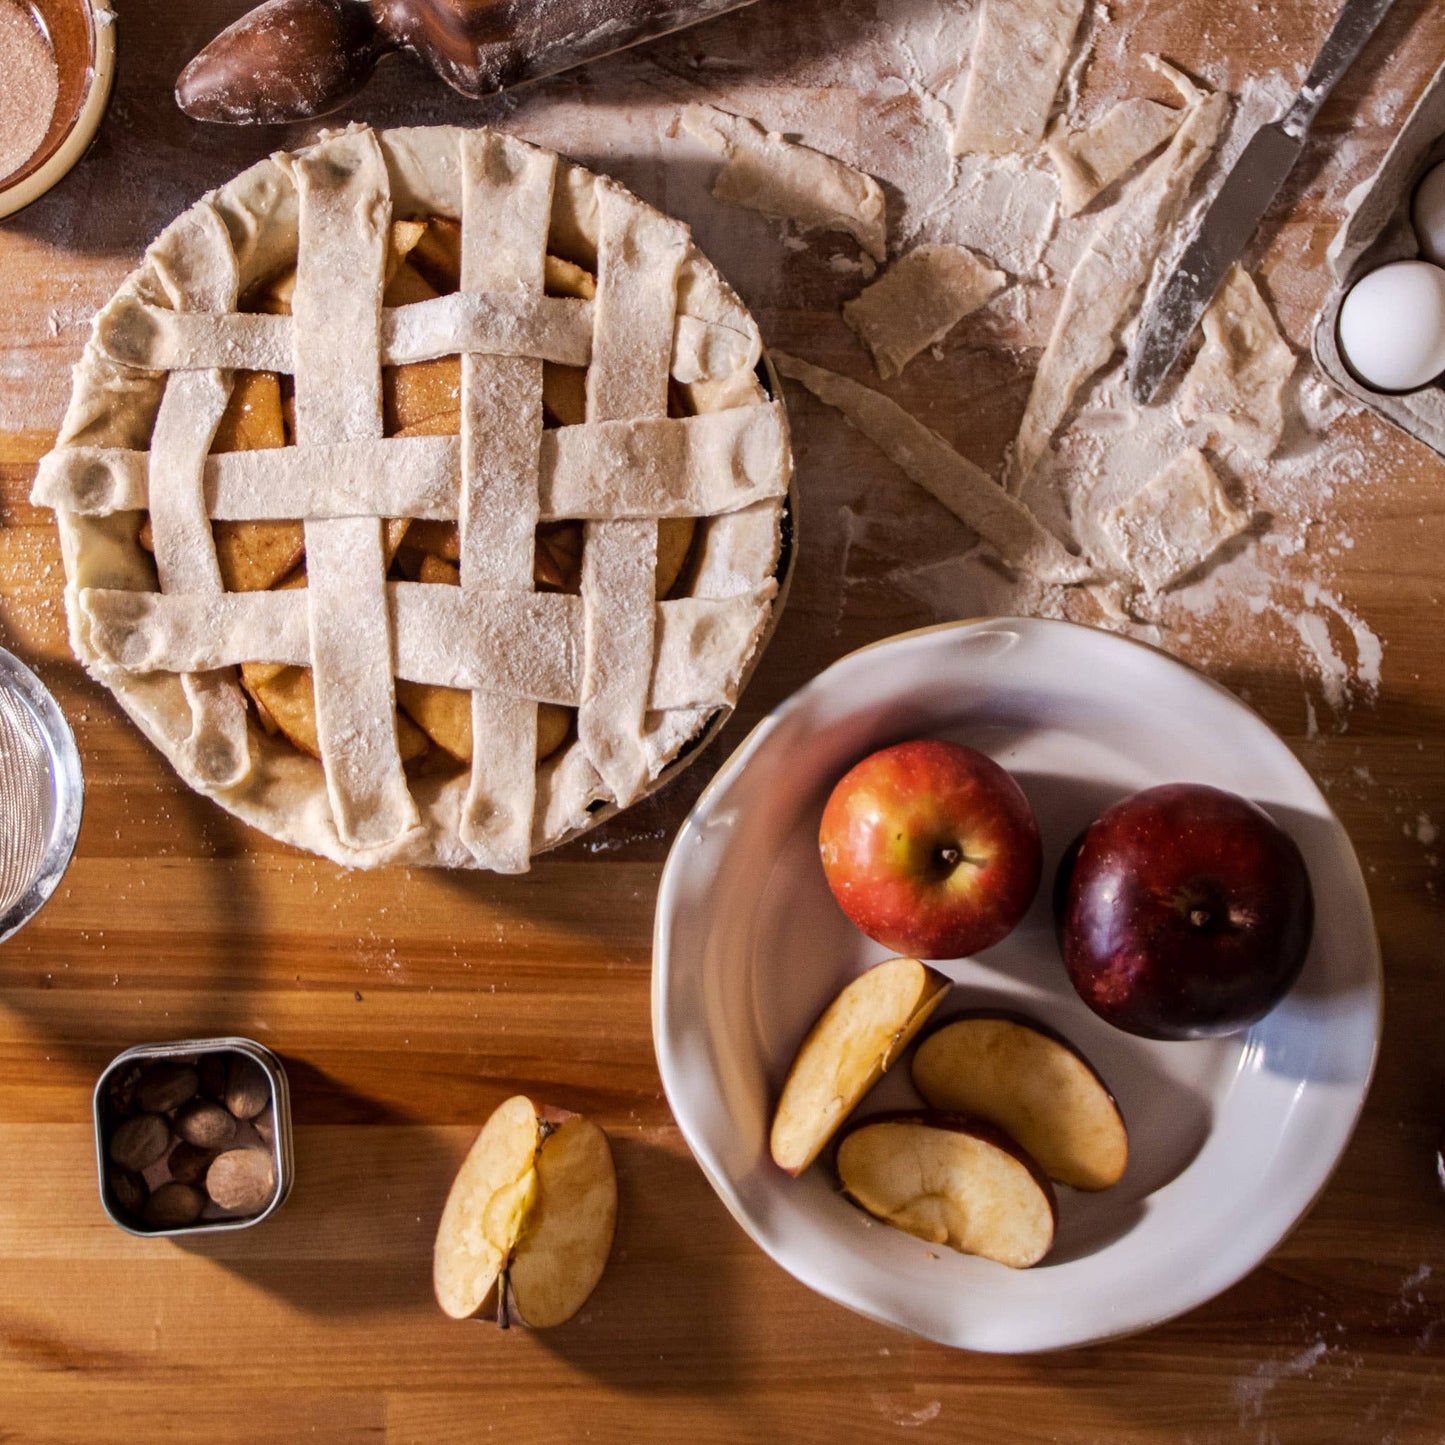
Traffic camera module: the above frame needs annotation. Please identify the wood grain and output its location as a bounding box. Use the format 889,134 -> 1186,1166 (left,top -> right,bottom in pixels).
1,1 -> 1444,1440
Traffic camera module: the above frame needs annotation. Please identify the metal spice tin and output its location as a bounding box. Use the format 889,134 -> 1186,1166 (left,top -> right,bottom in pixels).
93,1037 -> 293,1237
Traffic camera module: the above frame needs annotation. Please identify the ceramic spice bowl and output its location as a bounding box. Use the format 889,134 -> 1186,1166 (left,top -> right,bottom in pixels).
0,0 -> 116,220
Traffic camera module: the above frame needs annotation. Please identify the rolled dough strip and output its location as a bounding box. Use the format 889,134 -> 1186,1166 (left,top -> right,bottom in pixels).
287,126 -> 420,853
578,185 -> 685,807
1009,63 -> 1229,491
456,128 -> 552,873
33,404 -> 792,523
951,0 -> 1087,157
144,202 -> 252,791
96,293 -> 748,384
772,351 -> 1091,586
1047,97 -> 1184,216
843,244 -> 1006,379
80,584 -> 777,712
1179,264 -> 1295,459
682,105 -> 887,261
1102,448 -> 1250,592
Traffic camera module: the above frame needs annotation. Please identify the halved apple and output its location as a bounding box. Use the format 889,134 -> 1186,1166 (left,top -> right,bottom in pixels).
769,957 -> 951,1175
911,1015 -> 1127,1191
836,1113 -> 1057,1267
434,1094 -> 617,1329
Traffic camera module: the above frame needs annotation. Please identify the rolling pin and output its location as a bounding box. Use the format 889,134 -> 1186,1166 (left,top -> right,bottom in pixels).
178,0 -> 759,124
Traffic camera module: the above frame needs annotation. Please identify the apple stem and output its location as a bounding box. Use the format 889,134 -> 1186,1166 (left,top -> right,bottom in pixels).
497,1270 -> 511,1331
939,847 -> 961,867
1188,907 -> 1211,929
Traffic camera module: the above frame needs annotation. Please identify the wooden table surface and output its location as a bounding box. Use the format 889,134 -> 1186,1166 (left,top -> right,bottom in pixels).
1,1 -> 1443,1440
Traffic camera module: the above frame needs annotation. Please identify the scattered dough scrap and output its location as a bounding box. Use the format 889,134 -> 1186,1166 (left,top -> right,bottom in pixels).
682,105 -> 887,261
772,351 -> 1091,586
951,0 -> 1088,157
1180,264 -> 1295,459
1103,448 -> 1250,593
842,244 -> 1006,379
1009,61 -> 1229,491
1047,97 -> 1184,216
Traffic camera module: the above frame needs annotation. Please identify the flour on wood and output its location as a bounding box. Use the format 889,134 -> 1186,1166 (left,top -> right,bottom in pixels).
682,105 -> 888,261
843,244 -> 1006,379
773,351 -> 1092,585
1008,61 -> 1229,491
1179,264 -> 1295,459
1103,448 -> 1250,593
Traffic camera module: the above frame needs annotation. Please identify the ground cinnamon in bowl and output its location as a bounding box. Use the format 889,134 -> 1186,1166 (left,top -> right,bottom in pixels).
0,0 -> 60,185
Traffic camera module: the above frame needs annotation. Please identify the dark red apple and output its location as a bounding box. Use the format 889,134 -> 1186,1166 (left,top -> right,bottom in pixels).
1057,783 -> 1314,1040
818,740 -> 1042,959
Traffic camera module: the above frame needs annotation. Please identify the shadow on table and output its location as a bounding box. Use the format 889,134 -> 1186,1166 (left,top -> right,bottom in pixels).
529,1132 -> 752,1398
168,1059 -> 447,1319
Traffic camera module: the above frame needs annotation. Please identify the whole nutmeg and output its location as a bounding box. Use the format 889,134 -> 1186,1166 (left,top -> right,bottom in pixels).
174,1099 -> 238,1150
107,1165 -> 148,1218
106,1065 -> 141,1119
135,1062 -> 200,1115
224,1055 -> 270,1121
206,1148 -> 276,1214
197,1052 -> 228,1100
109,1113 -> 171,1172
142,1181 -> 205,1229
167,1141 -> 215,1186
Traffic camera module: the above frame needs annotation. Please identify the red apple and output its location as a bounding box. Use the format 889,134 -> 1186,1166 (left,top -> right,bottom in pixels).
1057,783 -> 1314,1040
818,740 -> 1042,959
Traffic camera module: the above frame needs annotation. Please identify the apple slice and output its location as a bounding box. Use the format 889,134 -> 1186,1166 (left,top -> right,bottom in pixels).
836,1113 -> 1057,1267
770,957 -> 951,1175
911,1015 -> 1128,1190
434,1095 -> 617,1329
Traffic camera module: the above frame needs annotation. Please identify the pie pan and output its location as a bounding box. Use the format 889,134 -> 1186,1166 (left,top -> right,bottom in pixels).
653,618 -> 1381,1351
35,125 -> 794,870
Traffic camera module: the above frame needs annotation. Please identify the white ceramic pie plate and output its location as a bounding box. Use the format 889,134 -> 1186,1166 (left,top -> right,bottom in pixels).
653,618 -> 1381,1352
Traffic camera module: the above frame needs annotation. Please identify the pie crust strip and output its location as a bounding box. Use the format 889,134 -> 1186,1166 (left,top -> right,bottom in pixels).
578,185 -> 688,805
950,0 -> 1087,157
456,129 -> 554,871
94,294 -> 751,384
144,201 -> 251,789
1007,64 -> 1228,491
772,352 -> 1090,585
288,128 -> 419,852
79,585 -> 776,711
34,404 -> 791,522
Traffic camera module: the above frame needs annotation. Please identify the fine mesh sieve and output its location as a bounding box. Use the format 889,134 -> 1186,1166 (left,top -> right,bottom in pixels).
0,683 -> 49,915
0,648 -> 82,943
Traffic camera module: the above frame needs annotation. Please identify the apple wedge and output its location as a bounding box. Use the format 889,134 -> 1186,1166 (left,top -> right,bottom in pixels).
770,957 -> 951,1175
434,1095 -> 617,1329
836,1113 -> 1057,1267
911,1015 -> 1128,1191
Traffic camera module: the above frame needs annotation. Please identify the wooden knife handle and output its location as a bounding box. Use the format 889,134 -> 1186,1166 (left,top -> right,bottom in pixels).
177,0 -> 390,125
373,0 -> 759,97
178,0 -> 760,125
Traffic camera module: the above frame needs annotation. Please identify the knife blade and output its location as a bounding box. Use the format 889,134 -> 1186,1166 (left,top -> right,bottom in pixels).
1129,0 -> 1399,404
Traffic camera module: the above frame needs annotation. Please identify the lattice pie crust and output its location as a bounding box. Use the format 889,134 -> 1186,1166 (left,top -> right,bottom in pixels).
34,125 -> 792,871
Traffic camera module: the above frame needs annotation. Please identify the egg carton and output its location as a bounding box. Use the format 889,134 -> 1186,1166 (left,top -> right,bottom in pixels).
1313,56 -> 1445,456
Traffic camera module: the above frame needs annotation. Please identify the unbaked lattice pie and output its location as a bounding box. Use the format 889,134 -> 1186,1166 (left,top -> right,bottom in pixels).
34,124 -> 793,871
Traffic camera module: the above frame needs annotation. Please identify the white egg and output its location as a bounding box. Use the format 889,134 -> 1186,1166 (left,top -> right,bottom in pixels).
1412,159 -> 1445,265
1337,259 -> 1445,393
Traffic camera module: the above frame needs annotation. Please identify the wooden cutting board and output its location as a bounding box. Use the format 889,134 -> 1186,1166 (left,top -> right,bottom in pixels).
0,1 -> 1442,1439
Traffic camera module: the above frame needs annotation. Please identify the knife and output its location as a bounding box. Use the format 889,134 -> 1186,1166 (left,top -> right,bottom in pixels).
1129,0 -> 1398,404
